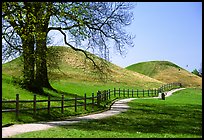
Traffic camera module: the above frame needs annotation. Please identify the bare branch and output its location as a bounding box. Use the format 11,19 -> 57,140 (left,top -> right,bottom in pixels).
50,27 -> 103,71
47,24 -> 81,33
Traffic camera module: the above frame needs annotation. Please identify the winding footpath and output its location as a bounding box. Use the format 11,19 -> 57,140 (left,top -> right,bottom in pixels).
2,88 -> 185,138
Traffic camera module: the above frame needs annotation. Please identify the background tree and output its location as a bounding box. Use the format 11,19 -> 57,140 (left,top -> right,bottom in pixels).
198,62 -> 202,77
2,2 -> 135,91
191,69 -> 200,77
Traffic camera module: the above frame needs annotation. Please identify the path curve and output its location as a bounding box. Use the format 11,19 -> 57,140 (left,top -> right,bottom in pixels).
2,88 -> 185,138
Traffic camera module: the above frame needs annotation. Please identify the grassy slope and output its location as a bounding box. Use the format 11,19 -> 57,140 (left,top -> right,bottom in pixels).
11,88 -> 202,138
2,46 -> 163,125
126,61 -> 202,88
2,46 -> 164,99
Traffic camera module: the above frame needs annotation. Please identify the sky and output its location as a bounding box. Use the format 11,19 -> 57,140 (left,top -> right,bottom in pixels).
110,2 -> 202,72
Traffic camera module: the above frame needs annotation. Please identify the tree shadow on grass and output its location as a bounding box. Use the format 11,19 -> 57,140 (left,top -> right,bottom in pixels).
57,103 -> 202,137
26,85 -> 84,99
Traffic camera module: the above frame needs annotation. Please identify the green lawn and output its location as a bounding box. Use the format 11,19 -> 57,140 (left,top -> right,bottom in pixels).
2,73 -> 155,126
11,88 -> 202,138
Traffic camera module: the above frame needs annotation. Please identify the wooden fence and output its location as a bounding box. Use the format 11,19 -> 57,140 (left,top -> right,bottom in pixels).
2,91 -> 111,120
157,82 -> 182,93
2,82 -> 182,120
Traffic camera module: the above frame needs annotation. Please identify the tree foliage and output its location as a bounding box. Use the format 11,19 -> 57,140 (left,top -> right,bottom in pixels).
192,69 -> 201,77
2,2 -> 135,91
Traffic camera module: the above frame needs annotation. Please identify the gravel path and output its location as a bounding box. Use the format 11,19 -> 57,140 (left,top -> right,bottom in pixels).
2,88 -> 185,138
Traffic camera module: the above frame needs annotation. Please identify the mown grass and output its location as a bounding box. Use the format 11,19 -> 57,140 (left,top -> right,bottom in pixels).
2,72 -> 160,126
2,74 -> 116,126
11,88 -> 202,138
2,80 -> 158,126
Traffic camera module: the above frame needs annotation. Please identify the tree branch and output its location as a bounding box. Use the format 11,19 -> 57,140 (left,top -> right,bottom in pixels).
3,33 -> 22,52
49,27 -> 102,71
47,24 -> 81,33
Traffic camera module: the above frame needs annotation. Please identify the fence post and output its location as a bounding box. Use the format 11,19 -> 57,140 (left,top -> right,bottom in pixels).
48,95 -> 50,115
33,94 -> 36,116
61,94 -> 64,114
143,89 -> 144,97
132,89 -> 133,97
101,92 -> 103,102
75,95 -> 77,112
123,89 -> 125,97
119,88 -> 120,97
84,93 -> 86,110
151,89 -> 153,97
109,89 -> 111,100
100,92 -> 102,102
148,89 -> 149,96
92,93 -> 94,111
128,89 -> 129,97
97,91 -> 101,107
114,88 -> 116,97
137,89 -> 138,97
16,94 -> 19,120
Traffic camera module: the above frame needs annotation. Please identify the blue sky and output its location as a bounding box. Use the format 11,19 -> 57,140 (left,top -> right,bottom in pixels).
50,2 -> 202,72
110,2 -> 202,72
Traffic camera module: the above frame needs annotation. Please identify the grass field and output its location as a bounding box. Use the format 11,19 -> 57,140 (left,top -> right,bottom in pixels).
11,88 -> 202,138
2,46 -> 163,126
2,72 -> 162,126
2,46 -> 202,138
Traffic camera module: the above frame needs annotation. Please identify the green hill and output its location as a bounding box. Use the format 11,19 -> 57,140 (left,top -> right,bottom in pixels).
126,61 -> 202,88
2,46 -> 163,96
2,46 -> 164,125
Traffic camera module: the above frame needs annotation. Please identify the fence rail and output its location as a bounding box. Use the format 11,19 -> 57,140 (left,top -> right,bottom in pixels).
2,82 -> 182,120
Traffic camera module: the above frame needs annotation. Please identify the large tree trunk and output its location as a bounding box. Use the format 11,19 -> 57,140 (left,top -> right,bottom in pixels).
35,32 -> 52,89
34,12 -> 52,88
33,2 -> 53,89
22,35 -> 35,90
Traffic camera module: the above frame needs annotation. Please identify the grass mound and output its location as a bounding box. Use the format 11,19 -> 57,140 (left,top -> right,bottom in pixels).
126,61 -> 202,88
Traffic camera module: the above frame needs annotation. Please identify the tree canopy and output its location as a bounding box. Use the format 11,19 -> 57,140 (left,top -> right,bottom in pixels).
2,2 -> 135,91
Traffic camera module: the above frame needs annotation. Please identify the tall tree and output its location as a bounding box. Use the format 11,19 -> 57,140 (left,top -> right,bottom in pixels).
32,2 -> 53,88
2,2 -> 54,90
2,2 -> 36,90
2,2 -> 135,91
